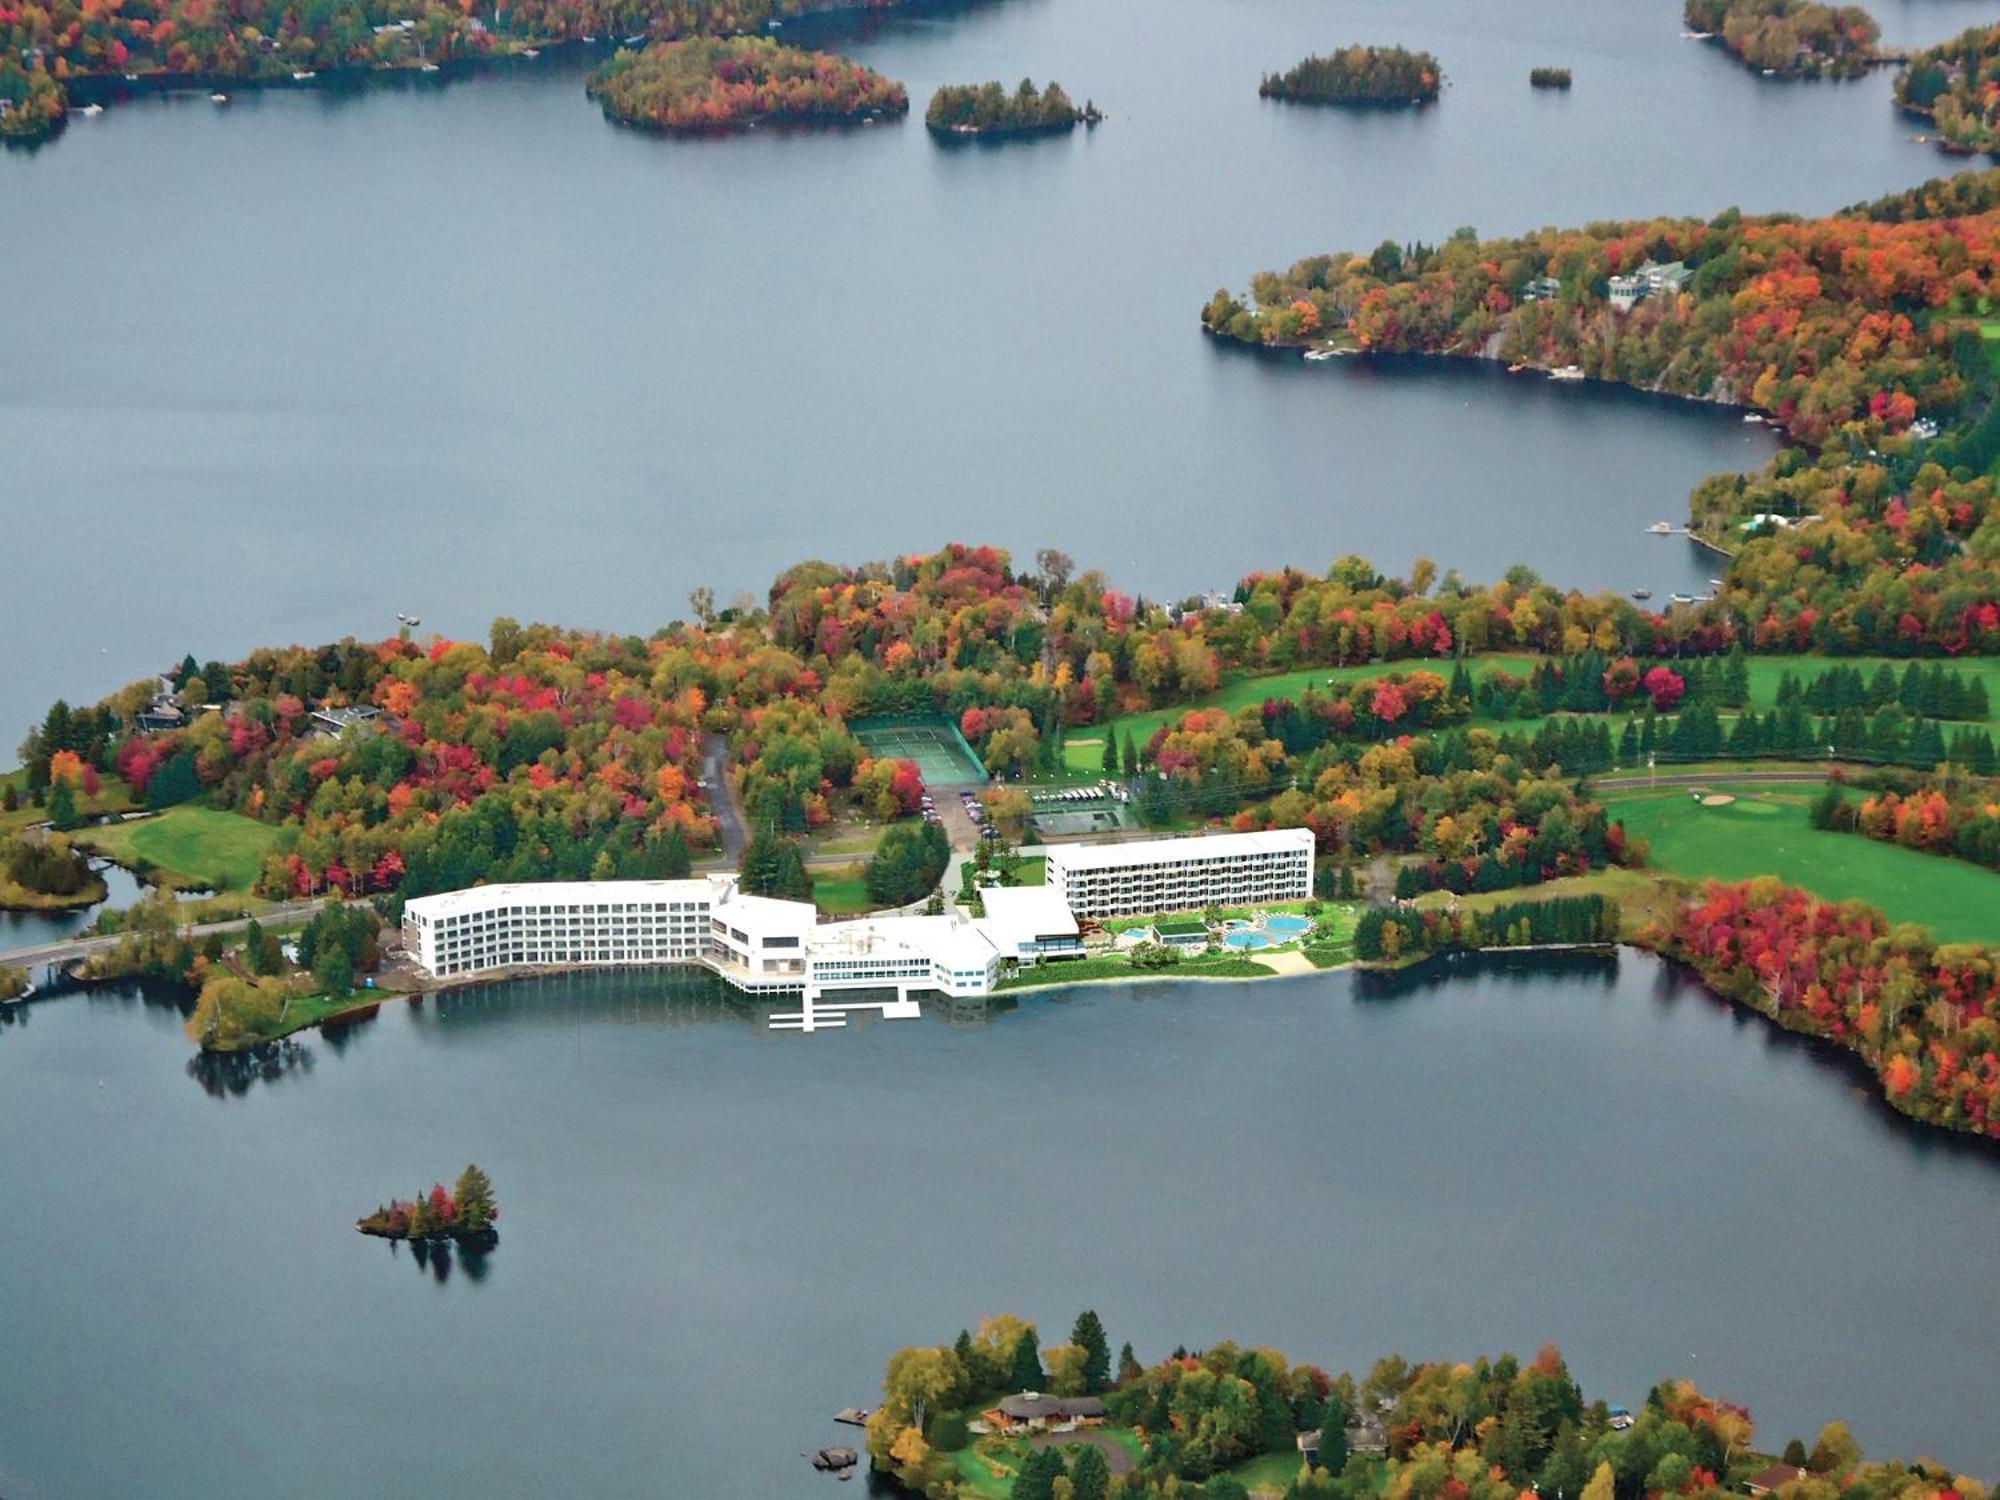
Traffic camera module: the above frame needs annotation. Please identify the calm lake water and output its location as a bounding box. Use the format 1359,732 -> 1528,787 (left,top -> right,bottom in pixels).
8,6 -> 2000,1495
1,953 -> 1998,1500
8,0 -> 2000,739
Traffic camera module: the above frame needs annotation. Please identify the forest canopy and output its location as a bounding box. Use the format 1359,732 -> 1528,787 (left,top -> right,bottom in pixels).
925,78 -> 1098,134
587,36 -> 906,130
1259,45 -> 1441,106
1684,0 -> 1881,79
1896,23 -> 2000,154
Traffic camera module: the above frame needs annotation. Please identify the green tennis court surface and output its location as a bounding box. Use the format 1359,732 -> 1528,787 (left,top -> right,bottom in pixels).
851,718 -> 987,785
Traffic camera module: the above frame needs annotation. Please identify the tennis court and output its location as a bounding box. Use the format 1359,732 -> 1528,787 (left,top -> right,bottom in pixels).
850,718 -> 987,785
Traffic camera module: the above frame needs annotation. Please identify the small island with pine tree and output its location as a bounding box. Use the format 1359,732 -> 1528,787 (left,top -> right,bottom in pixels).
358,1164 -> 498,1244
1259,45 -> 1442,107
925,78 -> 1101,137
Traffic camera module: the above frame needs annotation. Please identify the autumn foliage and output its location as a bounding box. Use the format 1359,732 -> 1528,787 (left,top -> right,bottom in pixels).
587,36 -> 906,131
1661,878 -> 2000,1136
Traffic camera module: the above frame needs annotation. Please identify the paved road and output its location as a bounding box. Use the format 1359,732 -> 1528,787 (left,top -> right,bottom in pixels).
0,897 -> 331,980
702,734 -> 747,865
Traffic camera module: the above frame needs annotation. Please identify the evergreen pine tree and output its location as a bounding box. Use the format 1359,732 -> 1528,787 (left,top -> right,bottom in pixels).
1121,731 -> 1139,778
46,780 -> 79,832
1071,1309 -> 1111,1393
1008,1325 -> 1043,1391
453,1163 -> 497,1233
1101,730 -> 1118,775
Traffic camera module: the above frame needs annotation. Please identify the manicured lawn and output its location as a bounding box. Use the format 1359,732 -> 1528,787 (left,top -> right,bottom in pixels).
75,804 -> 281,892
813,865 -> 876,916
1062,654 -> 2000,776
1229,1450 -> 1314,1492
1416,866 -> 1686,939
0,769 -> 139,837
996,953 -> 1276,990
1601,784 -> 2000,945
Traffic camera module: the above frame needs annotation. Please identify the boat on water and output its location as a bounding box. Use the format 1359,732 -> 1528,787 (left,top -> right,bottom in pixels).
1303,348 -> 1337,362
1743,412 -> 1764,424
210,92 -> 229,103
1646,520 -> 1675,535
1708,577 -> 1726,589
624,33 -> 646,44
1669,592 -> 1696,606
522,47 -> 541,58
419,62 -> 440,72
396,611 -> 422,628
292,69 -> 317,80
1630,588 -> 1653,601
78,102 -> 105,116
1549,365 -> 1584,382
1506,362 -> 1529,374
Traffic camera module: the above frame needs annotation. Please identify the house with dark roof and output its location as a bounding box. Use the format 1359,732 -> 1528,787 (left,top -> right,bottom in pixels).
984,1393 -> 1108,1433
1744,1464 -> 1808,1495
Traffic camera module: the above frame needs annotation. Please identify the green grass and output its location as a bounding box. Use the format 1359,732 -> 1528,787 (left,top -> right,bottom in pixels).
948,1427 -> 1146,1499
1063,655 -> 2000,777
996,952 -> 1277,990
0,769 -> 139,838
1229,1450 -> 1315,1492
812,865 -> 876,916
1602,783 -> 2000,945
1414,866 -> 1686,939
74,804 -> 281,892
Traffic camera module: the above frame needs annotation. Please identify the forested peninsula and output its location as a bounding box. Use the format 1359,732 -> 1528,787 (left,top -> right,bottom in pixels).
1259,46 -> 1440,106
0,0 -> 909,140
587,37 -> 905,131
1684,0 -> 1883,79
926,78 -> 1098,136
1898,24 -> 2000,155
867,1318 -> 1976,1500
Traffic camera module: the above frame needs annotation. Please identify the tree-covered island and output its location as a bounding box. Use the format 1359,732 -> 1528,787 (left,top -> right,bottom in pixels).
0,0 -> 915,141
358,1164 -> 497,1241
1529,66 -> 1572,89
588,36 -> 906,132
866,1315 -> 1979,1500
1897,24 -> 2000,155
1259,46 -> 1441,107
925,79 -> 1100,136
1683,0 -> 1882,80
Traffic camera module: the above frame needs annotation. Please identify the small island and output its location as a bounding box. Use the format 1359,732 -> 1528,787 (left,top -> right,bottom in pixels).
865,1316 -> 1967,1500
1683,0 -> 1882,80
1530,66 -> 1573,89
587,36 -> 907,133
358,1164 -> 497,1242
1897,23 -> 2000,155
925,78 -> 1100,137
1259,45 -> 1441,107
0,829 -> 106,912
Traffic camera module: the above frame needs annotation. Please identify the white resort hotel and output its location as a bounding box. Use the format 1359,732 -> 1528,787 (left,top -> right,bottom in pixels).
401,828 -> 1314,1031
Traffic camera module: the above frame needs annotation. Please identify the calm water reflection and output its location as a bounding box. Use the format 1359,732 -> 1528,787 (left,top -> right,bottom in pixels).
2,952 -> 1997,1499
6,0 -> 1996,738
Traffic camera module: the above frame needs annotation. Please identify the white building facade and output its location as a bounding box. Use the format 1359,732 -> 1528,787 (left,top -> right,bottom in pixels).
1045,828 -> 1315,921
401,829 -> 1316,1012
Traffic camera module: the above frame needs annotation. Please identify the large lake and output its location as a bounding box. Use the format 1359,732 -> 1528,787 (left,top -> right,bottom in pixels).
8,0 -> 2000,739
2,954 -> 1998,1499
9,6 -> 2000,1495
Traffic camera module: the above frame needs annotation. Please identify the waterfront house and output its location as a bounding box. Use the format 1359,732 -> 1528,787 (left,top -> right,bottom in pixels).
1519,275 -> 1561,303
1744,1465 -> 1808,1495
1297,1429 -> 1323,1465
1610,260 -> 1693,312
985,1393 -> 1107,1433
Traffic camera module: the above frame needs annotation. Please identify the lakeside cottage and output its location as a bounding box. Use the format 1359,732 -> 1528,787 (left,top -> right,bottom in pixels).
983,1393 -> 1108,1433
1609,259 -> 1694,312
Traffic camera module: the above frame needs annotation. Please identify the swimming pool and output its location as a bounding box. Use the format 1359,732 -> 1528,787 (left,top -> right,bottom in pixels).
1222,930 -> 1274,951
1263,914 -> 1313,936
